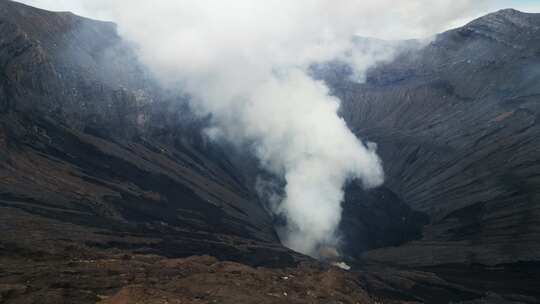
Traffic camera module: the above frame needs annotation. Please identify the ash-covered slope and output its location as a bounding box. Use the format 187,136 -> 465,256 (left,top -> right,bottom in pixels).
0,0 -> 299,267
322,8 -> 540,300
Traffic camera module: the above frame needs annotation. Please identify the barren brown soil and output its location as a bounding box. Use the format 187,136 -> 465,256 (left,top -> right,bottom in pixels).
0,247 -> 376,304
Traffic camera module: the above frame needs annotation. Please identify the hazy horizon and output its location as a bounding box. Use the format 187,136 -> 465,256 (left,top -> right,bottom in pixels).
17,0 -> 540,40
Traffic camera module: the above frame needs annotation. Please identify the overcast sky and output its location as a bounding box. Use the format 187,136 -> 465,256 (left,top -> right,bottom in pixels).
497,0 -> 540,12
17,0 -> 540,39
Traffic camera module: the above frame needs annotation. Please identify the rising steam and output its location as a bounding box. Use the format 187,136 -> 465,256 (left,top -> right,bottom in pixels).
22,0 -> 497,257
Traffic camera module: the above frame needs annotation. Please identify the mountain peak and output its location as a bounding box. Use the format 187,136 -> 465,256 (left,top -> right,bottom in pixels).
466,7 -> 540,31
0,0 -> 116,45
438,7 -> 540,50
493,8 -> 526,15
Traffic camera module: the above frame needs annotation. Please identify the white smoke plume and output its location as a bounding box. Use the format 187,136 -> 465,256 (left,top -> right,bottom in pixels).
20,0 -> 499,257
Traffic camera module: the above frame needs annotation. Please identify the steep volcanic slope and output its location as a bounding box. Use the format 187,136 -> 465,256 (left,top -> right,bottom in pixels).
322,8 -> 540,300
2,2 -> 540,303
0,0 -> 299,266
0,3 -> 382,303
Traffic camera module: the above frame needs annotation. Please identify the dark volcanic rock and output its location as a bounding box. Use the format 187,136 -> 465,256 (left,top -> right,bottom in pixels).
340,183 -> 429,258
0,0 -> 301,267
2,1 -> 540,303
321,8 -> 540,302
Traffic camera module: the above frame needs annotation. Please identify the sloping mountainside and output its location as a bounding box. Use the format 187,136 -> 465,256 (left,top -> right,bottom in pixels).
0,0 -> 301,267
0,2 -> 390,304
1,1 -> 540,303
322,8 -> 540,302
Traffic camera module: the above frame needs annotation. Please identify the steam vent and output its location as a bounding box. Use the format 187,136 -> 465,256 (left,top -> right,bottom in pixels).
1,1 -> 540,303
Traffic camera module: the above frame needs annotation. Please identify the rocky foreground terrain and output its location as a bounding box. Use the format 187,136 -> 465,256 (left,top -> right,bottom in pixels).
1,246 -> 374,304
0,1 -> 539,303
